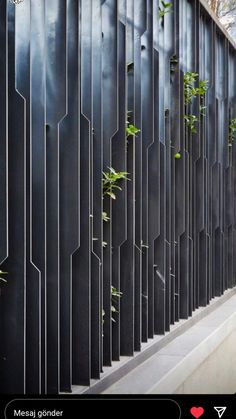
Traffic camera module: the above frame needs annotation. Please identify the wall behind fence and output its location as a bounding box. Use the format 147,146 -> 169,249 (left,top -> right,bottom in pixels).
0,0 -> 236,395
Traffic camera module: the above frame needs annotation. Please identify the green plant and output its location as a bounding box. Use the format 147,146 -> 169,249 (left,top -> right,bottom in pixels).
126,124 -> 140,138
184,72 -> 208,105
0,270 -> 7,283
200,105 -> 207,116
198,80 -> 208,96
229,118 -> 236,146
103,168 -> 129,200
184,114 -> 198,134
184,72 -> 198,104
159,1 -> 172,18
126,112 -> 140,138
102,212 -> 110,222
102,286 -> 123,324
184,72 -> 208,134
111,286 -> 122,323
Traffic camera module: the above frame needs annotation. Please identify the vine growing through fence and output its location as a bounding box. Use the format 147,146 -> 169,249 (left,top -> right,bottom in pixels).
184,72 -> 208,134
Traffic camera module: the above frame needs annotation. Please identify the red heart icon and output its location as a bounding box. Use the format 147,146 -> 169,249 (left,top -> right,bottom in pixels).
190,407 -> 204,419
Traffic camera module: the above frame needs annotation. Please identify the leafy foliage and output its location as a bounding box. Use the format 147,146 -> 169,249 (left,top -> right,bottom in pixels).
159,1 -> 173,18
103,168 -> 129,200
102,286 -> 123,324
229,117 -> 236,146
126,112 -> 140,138
184,72 -> 199,105
0,270 -> 7,283
184,72 -> 208,134
111,286 -> 123,323
102,212 -> 110,222
184,114 -> 198,134
184,72 -> 208,105
200,105 -> 207,116
126,124 -> 140,138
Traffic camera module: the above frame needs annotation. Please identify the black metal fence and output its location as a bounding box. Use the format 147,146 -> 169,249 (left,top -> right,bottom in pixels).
0,0 -> 236,395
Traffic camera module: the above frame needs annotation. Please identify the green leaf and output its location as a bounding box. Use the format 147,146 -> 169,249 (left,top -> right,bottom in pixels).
109,167 -> 117,175
162,1 -> 172,7
126,124 -> 140,137
0,270 -> 7,283
107,191 -> 116,200
159,1 -> 172,18
111,286 -> 123,298
184,114 -> 198,133
229,117 -> 236,145
102,212 -> 110,222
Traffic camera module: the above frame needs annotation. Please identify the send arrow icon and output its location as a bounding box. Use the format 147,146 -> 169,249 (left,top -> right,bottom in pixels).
214,407 -> 227,418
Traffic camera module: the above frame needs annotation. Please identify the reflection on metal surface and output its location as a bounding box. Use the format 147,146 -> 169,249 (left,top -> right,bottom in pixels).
9,0 -> 24,4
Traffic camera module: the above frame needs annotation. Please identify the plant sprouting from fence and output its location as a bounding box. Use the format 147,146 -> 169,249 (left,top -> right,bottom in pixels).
126,112 -> 140,138
229,118 -> 236,147
0,270 -> 7,283
159,1 -> 173,18
102,212 -> 110,222
103,168 -> 129,200
184,114 -> 198,134
184,72 -> 208,134
126,124 -> 140,138
184,72 -> 199,104
111,286 -> 122,323
102,286 -> 123,324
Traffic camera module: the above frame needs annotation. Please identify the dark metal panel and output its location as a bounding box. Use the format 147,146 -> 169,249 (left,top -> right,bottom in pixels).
15,0 -> 42,395
72,0 -> 92,386
133,0 -> 146,351
30,0 -> 46,395
91,0 -> 103,378
154,142 -> 166,334
59,0 -> 80,391
45,0 -> 67,394
140,0 -> 153,342
0,0 -> 8,265
102,0 -> 118,366
113,0 -> 128,358
0,1 -> 26,394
